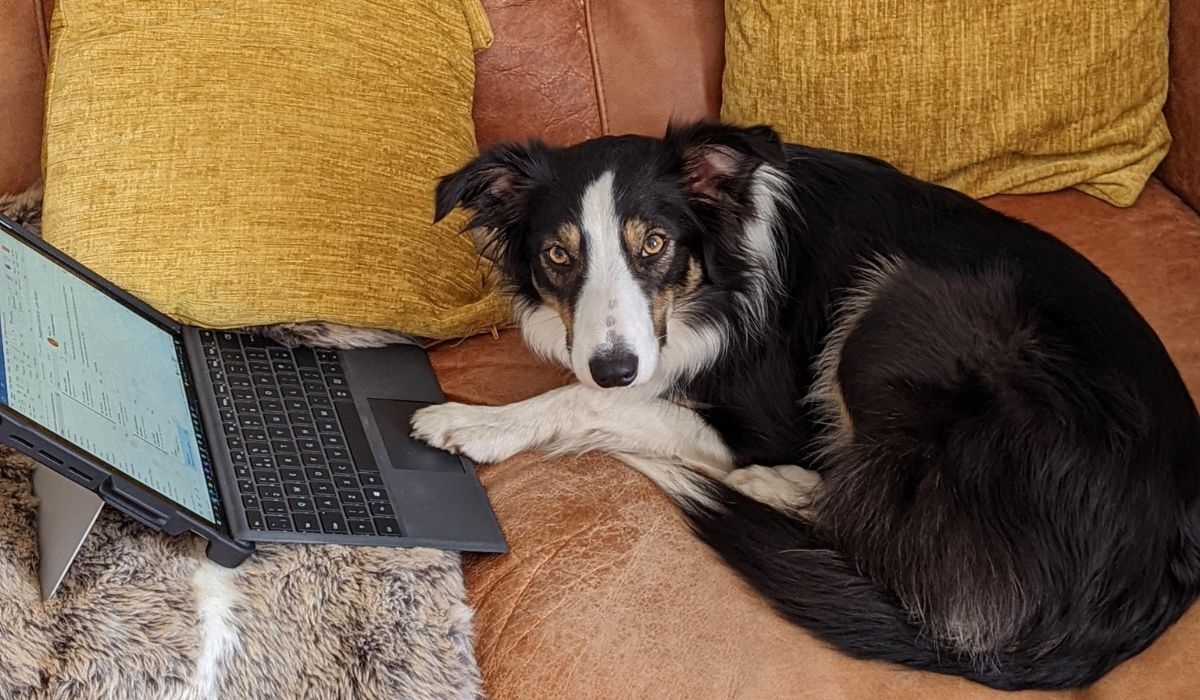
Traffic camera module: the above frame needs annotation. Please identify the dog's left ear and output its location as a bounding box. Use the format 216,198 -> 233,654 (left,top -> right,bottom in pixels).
662,121 -> 787,201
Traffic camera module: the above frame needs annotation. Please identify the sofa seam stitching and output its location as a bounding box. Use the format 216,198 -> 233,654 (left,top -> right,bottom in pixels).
581,0 -> 609,135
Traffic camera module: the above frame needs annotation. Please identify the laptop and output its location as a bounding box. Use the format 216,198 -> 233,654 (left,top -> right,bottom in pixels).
0,212 -> 506,567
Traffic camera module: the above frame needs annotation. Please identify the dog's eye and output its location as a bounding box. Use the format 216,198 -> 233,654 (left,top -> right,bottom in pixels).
641,233 -> 666,257
546,245 -> 571,266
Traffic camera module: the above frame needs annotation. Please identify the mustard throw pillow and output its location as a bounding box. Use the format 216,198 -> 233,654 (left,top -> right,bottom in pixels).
41,0 -> 509,339
722,1 -> 1170,207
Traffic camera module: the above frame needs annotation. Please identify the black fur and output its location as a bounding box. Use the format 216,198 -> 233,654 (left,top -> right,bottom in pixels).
437,120 -> 1200,690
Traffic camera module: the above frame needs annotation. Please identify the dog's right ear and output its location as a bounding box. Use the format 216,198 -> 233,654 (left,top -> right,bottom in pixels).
433,141 -> 550,224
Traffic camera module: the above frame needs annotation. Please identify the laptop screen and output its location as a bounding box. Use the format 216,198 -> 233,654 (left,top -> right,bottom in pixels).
0,223 -> 217,523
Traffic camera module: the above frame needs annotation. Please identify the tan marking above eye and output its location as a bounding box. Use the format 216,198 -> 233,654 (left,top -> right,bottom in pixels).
546,244 -> 571,266
641,232 -> 666,257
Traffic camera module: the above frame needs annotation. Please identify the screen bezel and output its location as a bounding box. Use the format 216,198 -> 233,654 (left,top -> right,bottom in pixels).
0,212 -> 227,529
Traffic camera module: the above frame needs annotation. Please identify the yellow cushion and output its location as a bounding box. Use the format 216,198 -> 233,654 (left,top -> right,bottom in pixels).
721,0 -> 1170,207
41,0 -> 508,339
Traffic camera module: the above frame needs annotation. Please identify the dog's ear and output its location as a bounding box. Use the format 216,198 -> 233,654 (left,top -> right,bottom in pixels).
433,141 -> 551,261
662,121 -> 786,201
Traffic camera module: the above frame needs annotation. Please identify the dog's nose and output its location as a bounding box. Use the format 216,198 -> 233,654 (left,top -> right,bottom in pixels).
588,351 -> 638,388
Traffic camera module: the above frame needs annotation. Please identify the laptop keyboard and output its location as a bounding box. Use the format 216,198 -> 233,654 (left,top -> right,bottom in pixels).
199,331 -> 403,538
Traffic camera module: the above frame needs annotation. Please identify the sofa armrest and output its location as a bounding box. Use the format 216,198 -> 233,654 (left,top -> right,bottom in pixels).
1161,1 -> 1200,212
0,0 -> 52,195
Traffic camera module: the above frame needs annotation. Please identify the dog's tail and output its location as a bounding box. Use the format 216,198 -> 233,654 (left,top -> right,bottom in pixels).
615,455 -> 1115,691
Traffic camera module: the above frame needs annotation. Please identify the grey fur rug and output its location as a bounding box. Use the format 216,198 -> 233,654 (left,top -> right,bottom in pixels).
0,185 -> 482,700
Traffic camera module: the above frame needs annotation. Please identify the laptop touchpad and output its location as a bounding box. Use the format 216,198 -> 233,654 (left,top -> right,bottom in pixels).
367,399 -> 465,474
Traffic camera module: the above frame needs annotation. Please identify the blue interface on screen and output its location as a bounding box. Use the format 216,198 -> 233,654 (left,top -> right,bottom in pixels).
0,225 -> 215,522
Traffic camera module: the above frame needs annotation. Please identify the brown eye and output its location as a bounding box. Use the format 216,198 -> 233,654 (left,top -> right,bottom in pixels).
546,245 -> 571,266
641,233 -> 666,257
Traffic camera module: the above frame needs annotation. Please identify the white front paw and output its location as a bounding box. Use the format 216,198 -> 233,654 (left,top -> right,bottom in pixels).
410,403 -> 535,464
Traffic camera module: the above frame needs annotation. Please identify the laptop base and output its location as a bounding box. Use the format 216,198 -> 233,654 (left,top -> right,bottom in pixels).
33,465 -> 105,599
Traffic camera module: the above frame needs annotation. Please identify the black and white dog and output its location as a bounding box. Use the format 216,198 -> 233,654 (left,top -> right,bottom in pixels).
411,121 -> 1200,690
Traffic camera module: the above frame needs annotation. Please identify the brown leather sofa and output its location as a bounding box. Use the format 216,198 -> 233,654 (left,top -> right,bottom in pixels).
4,1 -> 1200,697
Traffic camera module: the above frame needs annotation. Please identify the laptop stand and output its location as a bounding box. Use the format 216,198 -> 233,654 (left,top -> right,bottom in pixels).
32,465 -> 106,599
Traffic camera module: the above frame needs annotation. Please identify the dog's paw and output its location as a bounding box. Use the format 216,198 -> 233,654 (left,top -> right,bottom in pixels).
724,465 -> 821,513
410,403 -> 535,464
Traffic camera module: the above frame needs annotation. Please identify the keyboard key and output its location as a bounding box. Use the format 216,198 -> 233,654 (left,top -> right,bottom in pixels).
300,369 -> 323,383
239,416 -> 263,428
266,515 -> 291,531
261,499 -> 287,515
246,442 -> 270,456
213,383 -> 229,395
241,495 -> 259,509
277,454 -> 301,468
327,376 -> 348,388
207,358 -> 222,371
246,510 -> 266,530
283,482 -> 309,497
272,361 -> 294,373
264,414 -> 288,427
220,409 -> 236,422
242,334 -> 271,348
254,375 -> 275,387
331,461 -> 353,475
335,476 -> 358,490
348,519 -> 374,535
245,349 -> 268,361
288,497 -> 315,512
258,485 -> 284,499
262,400 -> 285,414
278,374 -> 301,386
235,402 -> 260,415
361,472 -> 383,486
280,467 -> 304,482
232,388 -> 255,401
269,348 -> 292,361
302,453 -> 324,466
229,377 -> 253,389
305,467 -> 330,481
321,362 -> 343,376
327,449 -> 350,462
316,496 -> 339,511
339,490 -> 363,504
253,471 -> 279,485
218,332 -> 241,349
234,465 -> 253,480
331,388 -> 352,400
243,428 -> 267,442
374,518 -> 402,536
321,434 -> 345,448
225,363 -> 248,376
210,371 -> 226,384
317,420 -> 339,434
247,362 -> 271,375
313,406 -> 336,421
282,386 -> 304,399
304,382 -> 326,394
311,482 -> 335,496
251,455 -> 275,469
289,412 -> 313,425
316,349 -> 338,362
257,386 -> 280,400
292,513 -> 320,533
369,502 -> 395,518
271,440 -> 297,454
365,489 -> 389,504
285,399 -> 307,412
268,426 -> 291,439
237,479 -> 255,493
224,423 -> 241,438
320,512 -> 347,534
310,395 -> 332,407
229,450 -> 247,464
297,439 -> 321,453
344,504 -> 369,518
293,348 -> 318,368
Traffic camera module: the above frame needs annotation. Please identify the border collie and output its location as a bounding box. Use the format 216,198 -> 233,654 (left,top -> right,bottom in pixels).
411,121 -> 1200,690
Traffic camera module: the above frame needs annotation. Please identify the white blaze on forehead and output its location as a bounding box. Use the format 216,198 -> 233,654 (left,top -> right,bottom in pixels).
574,170 -> 659,387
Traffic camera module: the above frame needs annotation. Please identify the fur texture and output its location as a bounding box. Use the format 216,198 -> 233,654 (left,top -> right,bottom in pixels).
417,120 -> 1200,691
0,189 -> 481,699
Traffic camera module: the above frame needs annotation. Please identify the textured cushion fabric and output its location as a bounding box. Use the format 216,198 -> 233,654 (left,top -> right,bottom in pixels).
722,0 -> 1170,207
40,0 -> 508,339
435,181 -> 1200,698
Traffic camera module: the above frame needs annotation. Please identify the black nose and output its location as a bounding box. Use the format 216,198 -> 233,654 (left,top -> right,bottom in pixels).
588,351 -> 638,388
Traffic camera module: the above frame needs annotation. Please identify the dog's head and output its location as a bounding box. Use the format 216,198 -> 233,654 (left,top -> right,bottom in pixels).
434,121 -> 786,389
